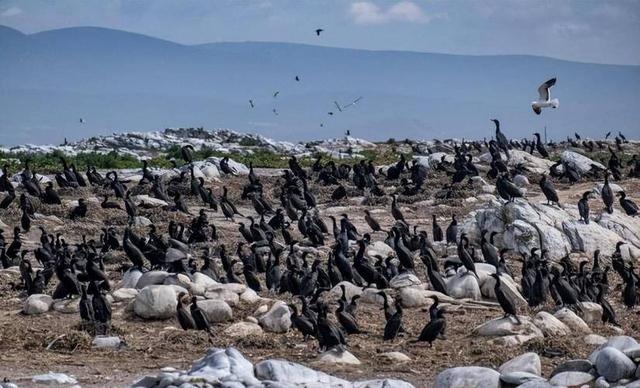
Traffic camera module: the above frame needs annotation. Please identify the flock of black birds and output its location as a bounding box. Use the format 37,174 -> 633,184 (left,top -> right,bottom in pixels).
0,122 -> 638,353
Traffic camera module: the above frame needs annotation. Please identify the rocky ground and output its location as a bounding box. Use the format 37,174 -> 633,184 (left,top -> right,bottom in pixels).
0,134 -> 639,387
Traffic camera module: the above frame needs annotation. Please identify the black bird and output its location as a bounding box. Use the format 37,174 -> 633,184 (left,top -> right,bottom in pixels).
414,303 -> 445,347
533,133 -> 549,158
596,285 -> 619,327
445,215 -> 458,244
539,174 -> 559,206
70,198 -> 88,220
176,292 -> 196,330
331,185 -> 346,201
491,119 -> 510,159
289,303 -> 316,341
491,272 -> 520,324
315,28 -> 323,36
181,145 -> 195,164
383,299 -> 403,341
42,182 -> 62,205
101,195 -> 121,210
336,299 -> 364,334
578,191 -> 591,224
618,191 -> 638,216
92,283 -> 112,335
622,265 -> 637,309
601,174 -> 614,214
432,215 -> 443,242
364,209 -> 384,233
457,234 -> 477,277
79,284 -> 94,323
391,195 -> 405,222
190,296 -> 213,334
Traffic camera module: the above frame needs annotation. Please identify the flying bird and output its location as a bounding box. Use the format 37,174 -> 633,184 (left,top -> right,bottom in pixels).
333,101 -> 343,112
531,78 -> 559,115
295,75 -> 300,82
315,28 -> 323,36
249,100 -> 254,108
273,91 -> 279,98
343,96 -> 363,109
79,118 -> 85,123
272,108 -> 279,115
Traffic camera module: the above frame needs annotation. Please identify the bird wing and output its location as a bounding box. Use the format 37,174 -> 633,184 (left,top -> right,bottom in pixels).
333,101 -> 343,112
532,106 -> 542,115
537,78 -> 556,101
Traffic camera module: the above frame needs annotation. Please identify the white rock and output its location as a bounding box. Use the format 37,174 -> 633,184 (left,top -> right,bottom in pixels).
473,316 -> 543,346
579,302 -> 603,323
379,352 -> 411,363
433,366 -> 500,388
533,311 -> 571,336
389,273 -> 422,288
584,334 -> 607,346
595,347 -> 636,382
561,150 -> 606,174
133,216 -> 153,227
445,272 -> 481,300
480,272 -> 526,306
223,322 -> 263,338
31,373 -> 77,385
354,379 -> 415,388
549,371 -> 595,387
23,294 -> 53,315
132,194 -> 169,208
204,288 -> 239,306
398,288 -> 452,308
366,241 -> 394,258
92,336 -> 123,349
121,268 -> 143,289
240,288 -> 261,304
134,285 -> 179,320
554,308 -> 591,333
255,359 -> 351,386
206,282 -> 246,294
192,272 -> 218,288
499,352 -> 541,375
112,288 -> 139,302
52,298 -> 80,314
198,299 -> 232,323
259,301 -> 291,333
136,270 -> 170,289
316,348 -> 361,365
184,347 -> 260,386
330,281 -> 363,301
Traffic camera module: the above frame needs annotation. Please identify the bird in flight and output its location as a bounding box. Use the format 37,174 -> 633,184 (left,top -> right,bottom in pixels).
315,29 -> 323,36
333,101 -> 343,112
249,100 -> 255,108
79,118 -> 85,123
295,75 -> 300,82
273,91 -> 279,98
272,108 -> 279,115
342,96 -> 363,109
531,78 -> 559,115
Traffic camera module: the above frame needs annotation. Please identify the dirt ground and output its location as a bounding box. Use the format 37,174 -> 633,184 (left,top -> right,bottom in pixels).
1,150 -> 639,387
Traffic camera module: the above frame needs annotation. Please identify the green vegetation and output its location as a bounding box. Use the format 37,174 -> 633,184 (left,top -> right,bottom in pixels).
0,150 -> 144,173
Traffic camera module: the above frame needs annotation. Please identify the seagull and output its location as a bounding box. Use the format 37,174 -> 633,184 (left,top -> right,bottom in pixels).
531,78 -> 559,115
249,100 -> 254,108
79,118 -> 85,123
343,96 -> 363,109
273,91 -> 279,98
295,75 -> 300,82
315,28 -> 323,36
333,101 -> 343,112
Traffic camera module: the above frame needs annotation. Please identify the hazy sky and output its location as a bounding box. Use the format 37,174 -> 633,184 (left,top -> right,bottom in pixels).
1,0 -> 639,65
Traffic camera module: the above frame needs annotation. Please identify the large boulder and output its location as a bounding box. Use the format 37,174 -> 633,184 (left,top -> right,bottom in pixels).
561,150 -> 606,174
121,268 -> 143,289
23,294 -> 53,315
198,299 -> 232,323
259,301 -> 291,333
316,349 -> 361,365
223,322 -> 263,338
136,270 -> 170,289
445,272 -> 481,300
433,366 -> 500,388
554,308 -> 591,333
133,285 -> 178,320
549,371 -> 595,387
499,352 -> 541,375
184,347 -> 260,386
473,316 -> 543,345
255,359 -> 351,386
595,347 -> 636,382
533,311 -> 571,336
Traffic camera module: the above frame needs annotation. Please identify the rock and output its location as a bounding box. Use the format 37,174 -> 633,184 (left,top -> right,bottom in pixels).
354,380 -> 415,388
258,301 -> 291,333
433,366 -> 500,388
595,347 -> 636,382
112,288 -> 139,302
330,281 -> 363,301
623,345 -> 640,361
132,195 -> 168,208
52,298 -> 80,314
197,299 -> 232,323
579,302 -> 603,323
121,268 -> 143,289
366,241 -> 394,258
480,272 -> 526,306
389,273 -> 422,288
136,270 -> 170,289
561,150 -> 606,174
512,174 -> 530,187
379,352 -> 411,363
515,381 -> 553,388
92,336 -> 123,349
184,347 -> 260,386
549,371 -> 595,387
533,311 -> 571,336
223,322 -> 263,338
554,308 -> 591,333
164,273 -> 192,290
254,304 -> 269,315
192,272 -> 218,288
445,272 -> 481,300
206,282 -> 246,295
595,376 -> 610,388
204,288 -> 240,306
133,216 -> 153,226
31,372 -> 78,385
499,352 -> 541,375
255,359 -> 351,386
360,288 -> 389,305
589,336 -> 639,363
499,371 -> 545,385
398,288 -> 452,308
316,348 -> 361,365
584,334 -> 607,346
23,294 -> 53,315
134,285 -> 179,320
551,359 -> 593,377
473,316 -> 542,341
239,288 -> 261,304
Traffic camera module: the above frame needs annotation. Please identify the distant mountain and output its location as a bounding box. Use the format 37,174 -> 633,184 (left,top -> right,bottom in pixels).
1,25 -> 638,146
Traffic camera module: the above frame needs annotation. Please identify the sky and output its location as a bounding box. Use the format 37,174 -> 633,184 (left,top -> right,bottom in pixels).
1,0 -> 639,65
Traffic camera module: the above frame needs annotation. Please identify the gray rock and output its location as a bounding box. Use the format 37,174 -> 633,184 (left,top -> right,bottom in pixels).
515,381 -> 552,388
378,352 -> 411,363
389,273 -> 422,288
52,298 -> 80,314
198,299 -> 232,323
258,301 -> 291,333
255,359 -> 351,386
23,294 -> 53,315
499,352 -> 541,375
433,366 -> 500,388
499,371 -> 545,385
473,316 -> 542,342
579,302 -> 603,323
561,150 -> 606,174
112,288 -> 139,302
551,359 -> 593,377
554,308 -> 591,333
354,380 -> 415,388
316,348 -> 361,365
589,336 -> 639,363
223,322 -> 263,338
533,311 -> 571,336
136,270 -> 170,289
595,347 -> 636,382
445,272 -> 482,300
92,336 -> 123,349
133,216 -> 153,226
192,272 -> 218,288
32,372 -> 78,385
595,376 -> 610,388
121,268 -> 143,289
134,285 -> 178,320
548,371 -> 595,387
623,345 -> 640,361
185,348 -> 260,386
584,334 -> 607,346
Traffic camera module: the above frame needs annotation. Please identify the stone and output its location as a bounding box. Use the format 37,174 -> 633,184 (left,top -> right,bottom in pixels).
164,274 -> 192,289
258,301 -> 291,333
134,285 -> 179,320
330,281 -> 363,301
132,195 -> 168,208
192,272 -> 218,288
52,298 -> 80,314
206,283 -> 246,295
480,272 -> 526,306
136,271 -> 170,289
389,273 -> 422,288
554,308 -> 591,333
204,288 -> 239,306
595,376 -> 610,388
589,336 -> 639,363
561,150 -> 606,174
354,380 -> 415,388
512,174 -> 530,188
433,366 -> 500,388
133,216 -> 153,226
595,347 -> 636,382
398,288 -> 452,308
623,345 -> 640,361
92,336 -> 123,349
515,381 -> 553,388
255,359 -> 351,386
184,347 -> 260,386
366,241 -> 394,258
239,288 -> 261,304
223,322 -> 263,338
584,334 -> 607,346
197,299 -> 232,323
551,359 -> 593,377
473,316 -> 542,339
379,352 -> 411,363
499,352 -> 541,375
23,294 -> 53,315
445,272 -> 481,300
112,288 -> 139,302
31,372 -> 78,385
121,268 -> 143,289
533,311 -> 571,336
579,302 -> 603,323
316,348 -> 361,365
549,371 -> 595,387
360,288 -> 389,305
499,371 -> 545,385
